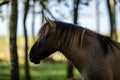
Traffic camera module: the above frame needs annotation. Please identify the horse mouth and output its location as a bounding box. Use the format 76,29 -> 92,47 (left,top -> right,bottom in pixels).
30,58 -> 41,64
29,54 -> 41,64
33,60 -> 41,64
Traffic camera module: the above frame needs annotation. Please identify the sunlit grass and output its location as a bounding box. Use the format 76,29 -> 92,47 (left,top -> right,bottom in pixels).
0,35 -> 80,80
0,61 -> 10,80
0,61 -> 80,80
30,63 -> 67,80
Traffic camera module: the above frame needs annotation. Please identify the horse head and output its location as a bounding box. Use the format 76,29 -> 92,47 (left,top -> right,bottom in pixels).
29,18 -> 56,64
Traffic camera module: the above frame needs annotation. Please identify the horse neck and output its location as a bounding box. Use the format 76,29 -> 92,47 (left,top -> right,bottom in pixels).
59,29 -> 103,71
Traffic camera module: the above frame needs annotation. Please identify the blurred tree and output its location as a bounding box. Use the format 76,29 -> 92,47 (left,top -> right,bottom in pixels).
73,0 -> 80,24
107,0 -> 117,40
67,62 -> 74,79
95,0 -> 100,33
40,0 -> 46,23
9,0 -> 19,80
67,0 -> 80,79
31,0 -> 48,41
31,0 -> 35,41
39,0 -> 57,20
0,0 -> 9,6
23,0 -> 31,80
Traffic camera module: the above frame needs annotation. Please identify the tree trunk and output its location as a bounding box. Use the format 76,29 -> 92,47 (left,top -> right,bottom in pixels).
95,0 -> 100,33
23,0 -> 30,80
40,0 -> 45,23
107,0 -> 117,40
67,0 -> 80,79
32,1 -> 35,41
41,8 -> 45,23
9,0 -> 19,80
67,61 -> 74,79
6,4 -> 9,61
73,0 -> 80,24
0,0 -> 9,6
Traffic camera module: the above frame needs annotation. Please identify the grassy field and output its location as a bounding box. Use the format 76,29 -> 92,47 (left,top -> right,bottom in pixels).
0,61 -> 80,80
0,36 -> 80,80
1,32 -> 120,80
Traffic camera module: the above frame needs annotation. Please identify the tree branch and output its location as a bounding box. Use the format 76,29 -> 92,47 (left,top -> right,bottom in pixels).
45,8 -> 57,20
0,0 -> 9,6
40,1 -> 57,20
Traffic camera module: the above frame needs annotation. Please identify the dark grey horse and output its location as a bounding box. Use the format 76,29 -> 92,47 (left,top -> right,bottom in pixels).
29,18 -> 120,80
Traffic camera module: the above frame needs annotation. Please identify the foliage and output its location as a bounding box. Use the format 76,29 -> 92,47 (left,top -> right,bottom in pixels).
0,0 -> 9,6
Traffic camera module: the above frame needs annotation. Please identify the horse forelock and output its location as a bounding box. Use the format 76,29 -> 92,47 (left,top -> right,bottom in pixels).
37,22 -> 50,42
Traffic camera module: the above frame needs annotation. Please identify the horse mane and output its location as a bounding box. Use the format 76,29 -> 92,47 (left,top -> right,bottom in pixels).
53,21 -> 85,51
97,34 -> 120,54
37,21 -> 120,54
84,28 -> 120,54
97,34 -> 114,54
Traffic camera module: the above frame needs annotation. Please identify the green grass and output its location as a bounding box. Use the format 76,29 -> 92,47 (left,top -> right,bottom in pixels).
0,61 -> 10,80
0,61 -> 80,80
30,63 -> 67,80
0,36 -> 80,80
2,32 -> 120,80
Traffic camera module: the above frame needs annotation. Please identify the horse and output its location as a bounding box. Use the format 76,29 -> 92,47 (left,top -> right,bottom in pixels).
29,18 -> 120,80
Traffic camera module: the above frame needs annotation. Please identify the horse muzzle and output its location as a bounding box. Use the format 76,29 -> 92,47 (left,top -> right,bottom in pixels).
29,53 -> 41,64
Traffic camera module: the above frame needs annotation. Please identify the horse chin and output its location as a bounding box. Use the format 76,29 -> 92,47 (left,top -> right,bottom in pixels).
33,60 -> 41,64
30,58 -> 41,64
34,61 -> 41,64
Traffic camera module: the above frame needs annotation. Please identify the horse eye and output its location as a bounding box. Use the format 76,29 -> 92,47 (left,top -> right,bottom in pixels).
45,35 -> 49,40
38,42 -> 44,49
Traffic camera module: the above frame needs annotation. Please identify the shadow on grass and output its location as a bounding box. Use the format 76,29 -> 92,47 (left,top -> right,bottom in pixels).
30,62 -> 80,80
0,61 -> 10,80
0,61 -> 80,80
0,73 -> 10,80
28,62 -> 66,80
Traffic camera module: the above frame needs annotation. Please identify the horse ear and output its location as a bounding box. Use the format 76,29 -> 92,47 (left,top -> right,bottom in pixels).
44,26 -> 49,37
47,17 -> 56,28
43,17 -> 48,24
